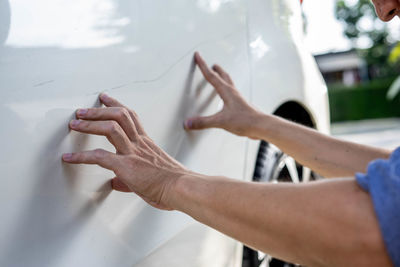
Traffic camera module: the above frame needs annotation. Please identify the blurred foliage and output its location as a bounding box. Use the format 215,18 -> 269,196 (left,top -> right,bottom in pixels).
335,0 -> 399,78
387,75 -> 400,100
335,0 -> 377,39
389,43 -> 400,64
387,44 -> 400,100
331,0 -> 400,120
328,77 -> 400,122
329,76 -> 396,91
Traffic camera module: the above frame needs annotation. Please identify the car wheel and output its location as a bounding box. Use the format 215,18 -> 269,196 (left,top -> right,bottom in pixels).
241,140 -> 320,267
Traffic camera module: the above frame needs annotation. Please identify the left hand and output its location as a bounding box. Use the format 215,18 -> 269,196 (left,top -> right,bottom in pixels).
62,93 -> 190,210
184,52 -> 262,139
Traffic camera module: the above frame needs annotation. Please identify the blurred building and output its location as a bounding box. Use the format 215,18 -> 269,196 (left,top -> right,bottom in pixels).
314,50 -> 369,86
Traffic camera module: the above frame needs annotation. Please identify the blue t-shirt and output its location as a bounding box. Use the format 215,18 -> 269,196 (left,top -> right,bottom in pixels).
356,147 -> 400,266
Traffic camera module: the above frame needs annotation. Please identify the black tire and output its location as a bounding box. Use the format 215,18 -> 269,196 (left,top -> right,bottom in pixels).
241,140 -> 319,267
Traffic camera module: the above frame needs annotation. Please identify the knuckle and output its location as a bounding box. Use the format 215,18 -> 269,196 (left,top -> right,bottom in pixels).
208,74 -> 218,84
210,70 -> 218,78
204,69 -> 213,77
93,149 -> 105,160
107,121 -> 121,134
128,109 -> 137,119
116,108 -> 130,120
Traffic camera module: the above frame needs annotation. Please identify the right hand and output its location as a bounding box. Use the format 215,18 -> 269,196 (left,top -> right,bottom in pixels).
184,52 -> 262,139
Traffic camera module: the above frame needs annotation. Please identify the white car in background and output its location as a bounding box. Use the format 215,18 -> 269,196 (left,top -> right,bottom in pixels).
0,0 -> 329,266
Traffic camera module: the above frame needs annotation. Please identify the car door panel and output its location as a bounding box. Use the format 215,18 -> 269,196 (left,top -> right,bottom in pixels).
0,0 -> 249,266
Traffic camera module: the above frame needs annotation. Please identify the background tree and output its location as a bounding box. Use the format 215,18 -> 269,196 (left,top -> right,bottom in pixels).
335,0 -> 398,78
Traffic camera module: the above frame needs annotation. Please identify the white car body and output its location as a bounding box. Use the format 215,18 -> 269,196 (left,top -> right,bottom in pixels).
0,0 -> 329,266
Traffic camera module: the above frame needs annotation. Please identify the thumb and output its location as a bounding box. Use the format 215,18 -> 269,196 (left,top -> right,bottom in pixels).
184,115 -> 219,130
111,177 -> 132,192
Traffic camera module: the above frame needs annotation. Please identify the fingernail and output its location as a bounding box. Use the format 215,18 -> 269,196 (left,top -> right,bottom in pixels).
63,153 -> 72,161
70,120 -> 80,128
100,93 -> 109,102
77,109 -> 88,116
185,119 -> 192,129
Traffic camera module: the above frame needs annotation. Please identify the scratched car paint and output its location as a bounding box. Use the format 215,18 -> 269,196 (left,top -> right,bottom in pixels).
0,0 -> 329,266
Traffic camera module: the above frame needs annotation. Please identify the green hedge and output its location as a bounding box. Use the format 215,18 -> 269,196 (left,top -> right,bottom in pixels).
328,78 -> 400,122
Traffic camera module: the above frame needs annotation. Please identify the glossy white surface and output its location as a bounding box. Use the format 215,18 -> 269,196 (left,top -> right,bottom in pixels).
243,0 -> 330,182
0,0 -> 329,266
135,223 -> 240,267
247,0 -> 329,129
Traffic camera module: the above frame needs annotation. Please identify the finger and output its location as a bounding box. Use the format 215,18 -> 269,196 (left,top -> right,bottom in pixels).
111,177 -> 132,192
184,114 -> 220,130
62,149 -> 118,170
99,93 -> 145,135
194,52 -> 230,101
212,64 -> 234,85
69,120 -> 132,154
76,107 -> 138,142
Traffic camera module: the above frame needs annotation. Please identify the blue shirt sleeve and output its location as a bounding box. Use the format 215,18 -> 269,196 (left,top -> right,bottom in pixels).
356,147 -> 400,267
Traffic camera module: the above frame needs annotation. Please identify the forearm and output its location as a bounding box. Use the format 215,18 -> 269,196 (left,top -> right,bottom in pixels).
251,113 -> 391,177
169,174 -> 391,267
184,53 -> 390,177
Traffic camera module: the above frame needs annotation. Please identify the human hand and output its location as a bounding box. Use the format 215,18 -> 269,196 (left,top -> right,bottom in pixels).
184,52 -> 262,139
62,94 -> 191,210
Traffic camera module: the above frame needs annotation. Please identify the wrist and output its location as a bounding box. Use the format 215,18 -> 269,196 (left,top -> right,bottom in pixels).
164,171 -> 207,212
249,112 -> 274,140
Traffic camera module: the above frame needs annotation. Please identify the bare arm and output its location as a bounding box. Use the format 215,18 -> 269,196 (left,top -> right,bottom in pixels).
184,52 -> 391,177
169,174 -> 391,267
62,93 -> 391,267
250,113 -> 390,177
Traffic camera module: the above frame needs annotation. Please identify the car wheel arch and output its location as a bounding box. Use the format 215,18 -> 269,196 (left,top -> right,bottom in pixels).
272,100 -> 316,129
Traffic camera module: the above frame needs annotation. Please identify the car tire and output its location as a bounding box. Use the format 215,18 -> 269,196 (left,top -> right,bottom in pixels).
241,140 -> 320,267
